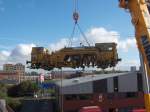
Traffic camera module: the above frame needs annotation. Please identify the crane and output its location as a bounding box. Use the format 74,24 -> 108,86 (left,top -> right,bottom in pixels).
119,0 -> 150,111
27,0 -> 150,111
27,0 -> 121,71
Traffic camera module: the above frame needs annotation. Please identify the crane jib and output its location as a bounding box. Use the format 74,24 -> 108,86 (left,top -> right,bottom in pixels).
141,35 -> 150,67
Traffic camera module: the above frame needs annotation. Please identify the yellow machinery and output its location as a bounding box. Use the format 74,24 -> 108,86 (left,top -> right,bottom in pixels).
119,0 -> 150,111
27,43 -> 121,70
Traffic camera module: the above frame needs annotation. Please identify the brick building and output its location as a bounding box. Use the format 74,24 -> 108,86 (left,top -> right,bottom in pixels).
13,63 -> 25,76
0,71 -> 19,84
1,63 -> 25,84
3,63 -> 25,76
3,64 -> 14,72
55,72 -> 145,112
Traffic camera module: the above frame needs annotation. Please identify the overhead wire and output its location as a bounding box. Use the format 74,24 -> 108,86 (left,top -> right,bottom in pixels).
77,23 -> 91,46
68,23 -> 77,47
68,0 -> 91,47
74,0 -> 77,12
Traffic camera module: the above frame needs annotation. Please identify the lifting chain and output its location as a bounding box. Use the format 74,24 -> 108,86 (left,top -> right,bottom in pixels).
68,0 -> 90,47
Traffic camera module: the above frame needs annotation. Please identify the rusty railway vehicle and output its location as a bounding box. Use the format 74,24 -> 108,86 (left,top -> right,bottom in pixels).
27,43 -> 121,70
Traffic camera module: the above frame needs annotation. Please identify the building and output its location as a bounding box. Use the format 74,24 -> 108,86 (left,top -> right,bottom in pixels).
51,71 -> 92,79
20,75 -> 39,82
3,63 -> 25,76
13,63 -> 25,76
55,72 -> 144,112
3,64 -> 14,72
130,66 -> 137,72
51,71 -> 76,79
0,71 -> 19,84
2,63 -> 25,84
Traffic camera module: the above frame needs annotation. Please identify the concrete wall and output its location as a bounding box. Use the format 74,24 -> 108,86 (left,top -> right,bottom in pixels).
107,77 -> 114,93
118,74 -> 138,92
107,73 -> 139,93
61,82 -> 93,94
59,72 -> 140,95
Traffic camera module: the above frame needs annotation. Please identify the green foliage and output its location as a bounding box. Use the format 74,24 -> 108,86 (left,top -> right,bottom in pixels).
0,92 -> 7,98
7,84 -> 19,97
27,82 -> 39,93
0,83 -> 23,112
7,98 -> 22,112
47,89 -> 55,94
44,79 -> 55,83
0,83 -> 7,98
8,81 -> 39,97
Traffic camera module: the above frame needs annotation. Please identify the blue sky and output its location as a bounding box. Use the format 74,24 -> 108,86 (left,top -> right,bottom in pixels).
0,0 -> 140,70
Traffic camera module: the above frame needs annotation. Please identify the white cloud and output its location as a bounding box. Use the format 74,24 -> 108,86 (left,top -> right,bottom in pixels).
10,44 -> 35,57
118,59 -> 140,67
48,27 -> 136,52
49,38 -> 68,51
118,38 -> 136,52
116,59 -> 140,71
0,44 -> 36,68
0,27 -> 138,70
0,50 -> 11,69
9,44 -> 36,63
86,27 -> 119,44
47,27 -> 138,70
0,50 -> 10,61
85,27 -> 136,52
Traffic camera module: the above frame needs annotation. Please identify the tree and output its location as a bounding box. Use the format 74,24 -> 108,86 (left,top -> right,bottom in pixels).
7,98 -> 22,112
8,81 -> 39,97
7,84 -> 19,97
0,83 -> 7,98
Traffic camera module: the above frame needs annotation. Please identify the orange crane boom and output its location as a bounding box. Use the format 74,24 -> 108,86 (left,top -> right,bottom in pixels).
119,0 -> 150,111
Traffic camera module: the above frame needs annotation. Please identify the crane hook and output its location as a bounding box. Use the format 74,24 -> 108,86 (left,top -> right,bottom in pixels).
73,0 -> 79,24
73,12 -> 79,24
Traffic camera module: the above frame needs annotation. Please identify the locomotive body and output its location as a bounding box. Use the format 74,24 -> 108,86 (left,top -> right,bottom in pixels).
27,43 -> 121,70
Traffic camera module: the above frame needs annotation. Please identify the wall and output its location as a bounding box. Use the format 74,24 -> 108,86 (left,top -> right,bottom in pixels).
61,82 -> 93,94
118,74 -> 138,92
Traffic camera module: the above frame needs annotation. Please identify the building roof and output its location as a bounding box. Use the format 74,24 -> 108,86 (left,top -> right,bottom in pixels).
55,72 -> 137,87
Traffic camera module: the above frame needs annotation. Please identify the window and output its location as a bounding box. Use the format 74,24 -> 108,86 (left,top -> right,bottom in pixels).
126,92 -> 138,98
113,77 -> 118,92
65,95 -> 77,100
78,94 -> 91,100
137,73 -> 143,91
65,94 -> 92,101
108,47 -> 113,51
